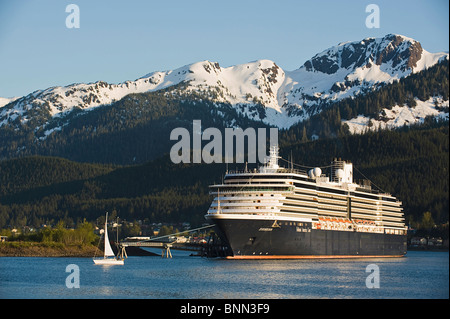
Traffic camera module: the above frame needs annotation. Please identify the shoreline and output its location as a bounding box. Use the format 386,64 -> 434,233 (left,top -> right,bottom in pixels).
0,242 -> 102,257
1,242 -> 447,257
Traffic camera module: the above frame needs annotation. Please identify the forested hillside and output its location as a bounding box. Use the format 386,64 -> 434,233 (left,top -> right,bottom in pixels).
0,157 -> 114,197
0,123 -> 447,230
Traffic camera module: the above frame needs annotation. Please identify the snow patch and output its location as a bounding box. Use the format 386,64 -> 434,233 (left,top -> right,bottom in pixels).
0,96 -> 20,108
343,97 -> 449,134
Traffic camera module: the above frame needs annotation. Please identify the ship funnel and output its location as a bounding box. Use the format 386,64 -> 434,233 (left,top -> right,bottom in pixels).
331,159 -> 353,184
260,145 -> 280,173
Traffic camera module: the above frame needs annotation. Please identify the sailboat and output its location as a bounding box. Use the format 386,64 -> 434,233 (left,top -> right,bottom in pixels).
93,213 -> 124,265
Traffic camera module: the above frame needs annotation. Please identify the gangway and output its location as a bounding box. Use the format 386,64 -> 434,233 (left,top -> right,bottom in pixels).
118,224 -> 216,258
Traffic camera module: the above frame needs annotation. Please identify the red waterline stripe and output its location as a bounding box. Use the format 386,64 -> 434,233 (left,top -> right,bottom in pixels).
226,255 -> 405,260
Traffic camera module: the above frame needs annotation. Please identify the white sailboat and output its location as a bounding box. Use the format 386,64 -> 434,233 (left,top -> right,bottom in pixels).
93,213 -> 124,265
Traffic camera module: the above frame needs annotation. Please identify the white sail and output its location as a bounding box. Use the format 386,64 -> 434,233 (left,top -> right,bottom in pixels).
103,213 -> 115,257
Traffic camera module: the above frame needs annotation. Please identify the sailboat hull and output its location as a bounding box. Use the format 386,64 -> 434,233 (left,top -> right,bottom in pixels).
94,212 -> 125,265
93,258 -> 124,265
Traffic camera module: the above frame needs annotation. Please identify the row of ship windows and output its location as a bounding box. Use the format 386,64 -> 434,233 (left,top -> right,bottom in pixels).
225,175 -> 309,183
225,179 -> 382,199
385,229 -> 407,235
293,190 -> 399,206
279,221 -> 309,227
224,176 -> 399,203
221,194 -> 278,198
269,208 -> 404,225
294,183 -> 384,200
284,200 -> 396,215
220,198 -> 402,218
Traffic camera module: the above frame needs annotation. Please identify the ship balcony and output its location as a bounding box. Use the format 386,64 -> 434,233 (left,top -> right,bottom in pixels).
317,204 -> 348,212
213,194 -> 285,201
379,207 -> 404,214
349,213 -> 379,220
209,188 -> 293,195
379,211 -> 404,217
377,216 -> 405,223
316,210 -> 348,218
225,168 -> 307,176
380,201 -> 402,207
282,198 -> 319,208
207,208 -> 281,215
351,202 -> 380,210
281,205 -> 318,214
210,201 -> 283,208
317,197 -> 348,205
350,207 -> 380,215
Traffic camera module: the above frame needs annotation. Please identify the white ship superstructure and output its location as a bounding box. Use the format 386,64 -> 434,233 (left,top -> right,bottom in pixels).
205,147 -> 407,258
207,147 -> 406,235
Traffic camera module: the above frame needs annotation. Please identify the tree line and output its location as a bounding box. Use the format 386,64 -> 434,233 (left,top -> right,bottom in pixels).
0,122 -> 448,232
1,220 -> 97,246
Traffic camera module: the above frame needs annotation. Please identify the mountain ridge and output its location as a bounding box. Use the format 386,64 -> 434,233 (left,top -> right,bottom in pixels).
1,34 -> 447,132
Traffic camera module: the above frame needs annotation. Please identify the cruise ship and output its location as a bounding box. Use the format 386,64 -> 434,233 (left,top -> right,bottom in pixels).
205,147 -> 407,259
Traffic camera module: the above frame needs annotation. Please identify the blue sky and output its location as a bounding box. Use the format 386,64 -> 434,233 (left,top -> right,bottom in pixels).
0,0 -> 448,98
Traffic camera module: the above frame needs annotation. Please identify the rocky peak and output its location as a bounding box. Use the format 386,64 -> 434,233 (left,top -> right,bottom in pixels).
302,34 -> 425,75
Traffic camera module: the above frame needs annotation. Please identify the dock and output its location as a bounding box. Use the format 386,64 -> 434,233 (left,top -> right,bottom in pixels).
118,224 -> 230,258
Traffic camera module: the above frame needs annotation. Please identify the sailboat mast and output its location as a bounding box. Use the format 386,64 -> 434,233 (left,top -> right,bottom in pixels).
93,212 -> 125,265
104,212 -> 108,257
103,212 -> 115,257
105,212 -> 108,235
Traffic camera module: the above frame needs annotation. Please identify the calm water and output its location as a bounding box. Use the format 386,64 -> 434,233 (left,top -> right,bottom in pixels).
0,251 -> 448,299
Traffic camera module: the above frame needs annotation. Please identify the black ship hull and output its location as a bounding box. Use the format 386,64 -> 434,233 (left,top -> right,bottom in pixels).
212,218 -> 407,259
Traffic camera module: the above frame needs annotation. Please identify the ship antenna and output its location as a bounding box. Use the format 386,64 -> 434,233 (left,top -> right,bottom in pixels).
268,145 -> 280,169
217,188 -> 221,213
290,150 -> 293,170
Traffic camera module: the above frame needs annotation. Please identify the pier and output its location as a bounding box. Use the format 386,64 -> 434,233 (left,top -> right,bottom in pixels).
118,225 -> 230,258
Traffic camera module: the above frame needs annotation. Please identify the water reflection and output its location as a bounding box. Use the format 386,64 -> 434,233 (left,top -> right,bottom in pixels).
0,251 -> 448,298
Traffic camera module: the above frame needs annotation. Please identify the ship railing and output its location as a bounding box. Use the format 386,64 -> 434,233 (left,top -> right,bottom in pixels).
207,210 -> 279,217
226,168 -> 307,176
226,170 -> 252,175
278,168 -> 308,175
209,188 -> 292,195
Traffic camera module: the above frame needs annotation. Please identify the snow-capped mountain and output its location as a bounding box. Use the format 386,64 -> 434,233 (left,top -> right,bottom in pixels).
1,34 -> 448,133
283,34 -> 447,113
0,59 -> 290,129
